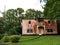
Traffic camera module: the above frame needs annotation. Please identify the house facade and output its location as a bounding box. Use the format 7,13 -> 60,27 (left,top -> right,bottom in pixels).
22,18 -> 57,35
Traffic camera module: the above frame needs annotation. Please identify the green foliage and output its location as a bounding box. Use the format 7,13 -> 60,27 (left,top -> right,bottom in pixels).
25,9 -> 42,19
7,26 -> 20,35
1,36 -> 10,42
44,0 -> 60,19
0,17 -> 4,34
42,0 -> 60,25
1,35 -> 21,43
0,34 -> 4,40
16,25 -> 22,34
2,8 -> 24,35
10,35 -> 20,43
16,8 -> 24,14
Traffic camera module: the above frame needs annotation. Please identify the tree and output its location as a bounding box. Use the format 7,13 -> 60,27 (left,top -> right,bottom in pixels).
40,0 -> 60,23
0,17 -> 4,34
41,0 -> 60,19
25,9 -> 42,19
3,8 -> 24,35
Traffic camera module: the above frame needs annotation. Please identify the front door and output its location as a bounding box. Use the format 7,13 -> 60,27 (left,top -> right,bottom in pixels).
38,26 -> 44,35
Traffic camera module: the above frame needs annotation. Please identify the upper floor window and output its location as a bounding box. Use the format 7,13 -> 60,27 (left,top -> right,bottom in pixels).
29,20 -> 31,24
48,20 -> 51,24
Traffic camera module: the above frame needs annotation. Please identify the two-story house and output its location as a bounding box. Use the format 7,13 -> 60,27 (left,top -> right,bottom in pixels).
22,18 -> 57,35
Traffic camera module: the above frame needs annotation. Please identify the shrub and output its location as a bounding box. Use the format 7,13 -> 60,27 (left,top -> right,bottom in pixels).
16,26 -> 22,35
7,27 -> 19,35
1,36 -> 10,42
0,34 -> 4,40
10,35 -> 20,43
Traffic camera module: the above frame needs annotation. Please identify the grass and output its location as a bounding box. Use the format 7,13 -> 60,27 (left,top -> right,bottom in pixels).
1,35 -> 60,45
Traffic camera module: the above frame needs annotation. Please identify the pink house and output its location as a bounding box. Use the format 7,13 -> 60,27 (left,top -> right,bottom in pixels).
22,18 -> 57,35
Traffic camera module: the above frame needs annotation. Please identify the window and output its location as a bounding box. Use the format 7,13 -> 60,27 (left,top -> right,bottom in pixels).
27,29 -> 33,33
47,29 -> 53,32
29,21 -> 31,24
48,20 -> 51,24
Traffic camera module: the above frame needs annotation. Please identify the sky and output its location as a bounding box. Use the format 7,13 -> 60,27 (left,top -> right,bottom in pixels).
0,0 -> 45,17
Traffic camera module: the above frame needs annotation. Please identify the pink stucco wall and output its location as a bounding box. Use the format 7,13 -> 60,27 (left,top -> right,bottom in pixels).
44,20 -> 57,34
22,20 -> 37,35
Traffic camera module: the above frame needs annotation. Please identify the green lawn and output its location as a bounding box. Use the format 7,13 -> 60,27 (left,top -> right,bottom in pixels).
3,35 -> 60,45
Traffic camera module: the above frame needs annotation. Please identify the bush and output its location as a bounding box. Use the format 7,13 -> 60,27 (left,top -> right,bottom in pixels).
10,35 -> 20,43
7,27 -> 19,35
16,26 -> 22,35
1,36 -> 10,42
1,35 -> 21,43
0,34 -> 4,40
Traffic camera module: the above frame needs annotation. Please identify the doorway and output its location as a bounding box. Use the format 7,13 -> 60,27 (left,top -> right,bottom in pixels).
38,26 -> 44,35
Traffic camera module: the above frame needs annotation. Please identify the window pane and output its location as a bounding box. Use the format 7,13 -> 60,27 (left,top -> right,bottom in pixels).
48,20 -> 51,24
29,21 -> 31,24
47,29 -> 53,32
27,29 -> 33,33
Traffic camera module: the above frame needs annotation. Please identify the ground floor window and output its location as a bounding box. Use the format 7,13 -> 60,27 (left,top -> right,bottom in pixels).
47,29 -> 53,32
27,29 -> 33,33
